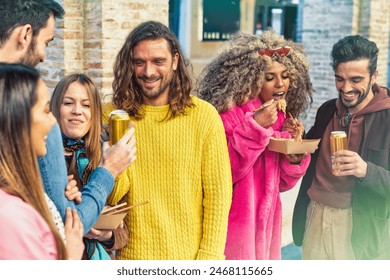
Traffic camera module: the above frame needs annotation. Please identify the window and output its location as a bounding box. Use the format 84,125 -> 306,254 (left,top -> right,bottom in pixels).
255,0 -> 299,41
202,0 -> 240,41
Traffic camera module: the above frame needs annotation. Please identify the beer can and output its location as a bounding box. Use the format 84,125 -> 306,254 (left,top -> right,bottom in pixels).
330,131 -> 348,174
109,110 -> 130,146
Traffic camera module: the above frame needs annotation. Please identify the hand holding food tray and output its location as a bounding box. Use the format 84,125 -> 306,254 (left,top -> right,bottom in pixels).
268,137 -> 320,154
254,99 -> 319,154
93,201 -> 149,230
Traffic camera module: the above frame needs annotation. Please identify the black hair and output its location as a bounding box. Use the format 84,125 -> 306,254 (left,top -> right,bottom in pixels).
0,0 -> 64,45
331,35 -> 379,76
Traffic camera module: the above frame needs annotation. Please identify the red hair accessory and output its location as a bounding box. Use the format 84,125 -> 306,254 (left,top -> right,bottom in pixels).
258,46 -> 291,58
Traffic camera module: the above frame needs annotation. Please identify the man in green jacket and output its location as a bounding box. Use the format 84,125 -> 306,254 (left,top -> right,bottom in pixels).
292,35 -> 390,260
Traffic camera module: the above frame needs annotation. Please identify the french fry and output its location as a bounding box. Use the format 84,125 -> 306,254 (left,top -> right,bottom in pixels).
288,112 -> 303,142
106,201 -> 149,215
101,202 -> 127,215
253,99 -> 287,118
276,99 -> 287,117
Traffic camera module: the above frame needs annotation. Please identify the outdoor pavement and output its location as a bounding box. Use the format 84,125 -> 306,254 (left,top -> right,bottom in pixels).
280,179 -> 302,260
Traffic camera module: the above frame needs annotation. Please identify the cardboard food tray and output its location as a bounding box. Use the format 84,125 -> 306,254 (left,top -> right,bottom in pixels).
93,212 -> 127,230
93,201 -> 149,230
268,137 -> 320,154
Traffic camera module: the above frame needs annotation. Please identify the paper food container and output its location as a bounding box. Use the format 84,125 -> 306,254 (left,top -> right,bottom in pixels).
268,137 -> 320,154
93,212 -> 127,230
93,201 -> 149,230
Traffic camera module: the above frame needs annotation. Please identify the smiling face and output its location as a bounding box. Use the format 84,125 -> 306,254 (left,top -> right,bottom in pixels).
335,58 -> 377,114
59,81 -> 92,139
132,38 -> 179,106
259,60 -> 290,104
19,15 -> 55,66
31,79 -> 56,157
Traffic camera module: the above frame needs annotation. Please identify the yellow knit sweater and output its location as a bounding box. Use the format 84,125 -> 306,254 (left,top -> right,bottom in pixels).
102,96 -> 232,260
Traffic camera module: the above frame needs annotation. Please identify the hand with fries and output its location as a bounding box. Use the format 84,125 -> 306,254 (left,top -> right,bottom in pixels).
282,112 -> 308,164
282,112 -> 305,142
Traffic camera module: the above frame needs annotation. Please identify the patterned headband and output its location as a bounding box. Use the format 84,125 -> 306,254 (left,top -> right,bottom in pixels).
258,46 -> 291,58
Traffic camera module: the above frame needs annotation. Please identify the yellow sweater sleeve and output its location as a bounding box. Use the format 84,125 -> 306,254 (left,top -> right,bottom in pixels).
196,101 -> 232,260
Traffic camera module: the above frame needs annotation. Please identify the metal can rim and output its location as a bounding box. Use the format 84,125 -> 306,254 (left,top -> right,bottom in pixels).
110,109 -> 128,116
331,130 -> 346,136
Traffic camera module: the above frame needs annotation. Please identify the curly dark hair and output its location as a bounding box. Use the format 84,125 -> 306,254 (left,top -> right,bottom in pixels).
112,21 -> 194,120
195,30 -> 313,117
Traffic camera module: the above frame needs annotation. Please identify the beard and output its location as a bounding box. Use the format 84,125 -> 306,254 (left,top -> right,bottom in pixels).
137,74 -> 173,101
142,79 -> 169,100
339,79 -> 372,109
18,40 -> 41,66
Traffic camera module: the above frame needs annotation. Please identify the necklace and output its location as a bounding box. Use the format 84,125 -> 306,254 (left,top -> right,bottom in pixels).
335,108 -> 351,132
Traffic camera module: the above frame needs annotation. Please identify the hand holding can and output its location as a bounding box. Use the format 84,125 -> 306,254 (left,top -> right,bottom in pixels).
330,131 -> 348,174
100,116 -> 137,177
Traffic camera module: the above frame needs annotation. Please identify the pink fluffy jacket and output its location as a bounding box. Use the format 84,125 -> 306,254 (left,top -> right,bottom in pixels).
220,98 -> 310,260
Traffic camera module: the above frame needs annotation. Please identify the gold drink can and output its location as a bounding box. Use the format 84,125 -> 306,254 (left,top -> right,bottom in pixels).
330,131 -> 348,174
109,110 -> 130,146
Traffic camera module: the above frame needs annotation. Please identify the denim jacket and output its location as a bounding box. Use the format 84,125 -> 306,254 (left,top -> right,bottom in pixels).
38,124 -> 114,234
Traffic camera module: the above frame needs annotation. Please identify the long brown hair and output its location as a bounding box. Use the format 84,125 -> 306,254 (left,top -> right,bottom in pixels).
50,74 -> 102,182
112,21 -> 194,120
0,63 -> 67,259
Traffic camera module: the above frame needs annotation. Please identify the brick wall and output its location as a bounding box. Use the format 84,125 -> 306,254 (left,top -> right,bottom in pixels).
39,0 -> 389,124
301,0 -> 390,129
300,0 -> 355,128
37,0 -> 65,90
39,0 -> 169,100
368,0 -> 390,86
99,0 -> 168,98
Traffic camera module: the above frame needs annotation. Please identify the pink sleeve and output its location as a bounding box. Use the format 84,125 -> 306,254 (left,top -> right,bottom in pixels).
0,202 -> 58,260
279,153 -> 311,192
221,107 -> 274,183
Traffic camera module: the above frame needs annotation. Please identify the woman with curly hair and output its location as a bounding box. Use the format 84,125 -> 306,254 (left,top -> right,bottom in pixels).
196,30 -> 314,259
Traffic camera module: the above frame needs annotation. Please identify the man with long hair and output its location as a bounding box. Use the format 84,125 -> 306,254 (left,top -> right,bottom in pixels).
293,35 -> 390,259
103,21 -> 232,259
0,0 -> 136,234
